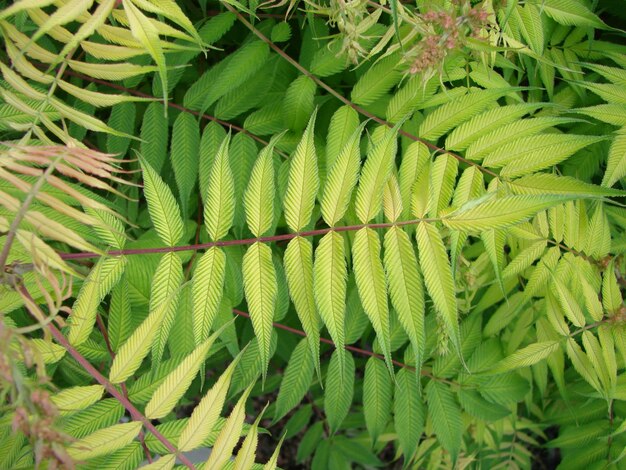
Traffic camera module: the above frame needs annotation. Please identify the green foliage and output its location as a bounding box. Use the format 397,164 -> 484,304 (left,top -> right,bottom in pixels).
1,0 -> 626,468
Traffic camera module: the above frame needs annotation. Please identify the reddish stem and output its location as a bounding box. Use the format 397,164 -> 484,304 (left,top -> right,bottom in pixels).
17,285 -> 197,469
58,219 -> 431,260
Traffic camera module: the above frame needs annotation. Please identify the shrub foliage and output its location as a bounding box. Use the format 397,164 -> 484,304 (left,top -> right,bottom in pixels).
1,0 -> 626,468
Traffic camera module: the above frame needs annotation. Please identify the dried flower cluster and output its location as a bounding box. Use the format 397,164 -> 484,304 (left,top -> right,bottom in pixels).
1,320 -> 73,469
13,390 -> 74,469
407,1 -> 490,75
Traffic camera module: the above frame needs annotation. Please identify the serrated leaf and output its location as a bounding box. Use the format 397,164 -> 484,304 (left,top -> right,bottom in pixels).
363,357 -> 393,444
205,134 -> 235,241
566,337 -> 602,393
192,247 -> 226,346
428,153 -> 458,217
511,173 -> 626,198
140,454 -> 175,470
122,0 -> 167,102
274,338 -> 314,423
234,410 -> 264,470
482,341 -> 560,375
417,222 -> 460,354
602,132 -> 626,188
324,350 -> 355,433
140,159 -> 184,246
418,88 -> 511,141
171,112 -> 199,218
205,386 -> 252,468
145,333 -> 217,419
244,142 -> 276,237
603,260 -> 622,314
314,231 -> 347,376
383,174 -> 403,222
151,252 -> 184,364
284,110 -> 318,231
321,122 -> 364,226
426,381 -> 462,462
351,52 -> 402,106
67,422 -> 142,460
355,125 -> 398,223
242,242 -> 277,380
353,228 -> 392,372
553,277 -> 585,327
51,385 -> 105,416
109,285 -> 182,383
284,236 -> 321,377
283,76 -> 316,132
394,368 -> 424,460
446,103 -> 540,151
529,0 -> 607,28
69,256 -> 126,346
443,194 -> 573,232
384,226 -> 425,370
325,105 -> 360,171
177,349 -> 243,452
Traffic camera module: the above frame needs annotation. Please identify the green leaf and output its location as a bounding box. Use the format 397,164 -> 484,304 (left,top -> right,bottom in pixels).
321,122 -> 365,226
325,105 -> 360,171
355,125 -> 398,223
351,52 -> 402,106
171,112 -> 200,218
384,226 -> 425,370
418,88 -> 513,141
511,173 -> 626,198
446,103 -> 540,151
528,0 -> 607,28
442,194 -> 573,232
428,153 -> 458,217
140,158 -> 184,246
67,422 -> 142,461
284,110 -> 319,231
284,236 -> 321,377
192,247 -> 226,346
363,357 -> 393,444
416,222 -> 460,354
242,242 -> 277,380
482,341 -> 560,375
394,368 -> 424,460
151,252 -> 184,364
324,350 -> 355,434
178,350 -> 242,452
122,0 -> 167,102
109,284 -> 182,383
566,337 -> 603,393
314,231 -> 347,375
205,386 -> 252,468
205,134 -> 235,241
426,381 -> 462,462
244,141 -> 276,237
283,76 -> 317,131
69,256 -> 126,346
145,334 -> 216,419
353,228 -> 392,372
273,338 -> 314,423
457,389 -> 511,422
51,385 -> 105,416
602,132 -> 626,188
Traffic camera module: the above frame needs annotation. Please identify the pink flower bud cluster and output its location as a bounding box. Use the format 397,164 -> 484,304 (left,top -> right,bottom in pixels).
408,1 -> 490,75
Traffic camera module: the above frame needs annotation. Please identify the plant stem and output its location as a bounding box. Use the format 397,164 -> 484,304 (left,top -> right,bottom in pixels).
58,218 -> 435,260
16,285 -> 197,470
